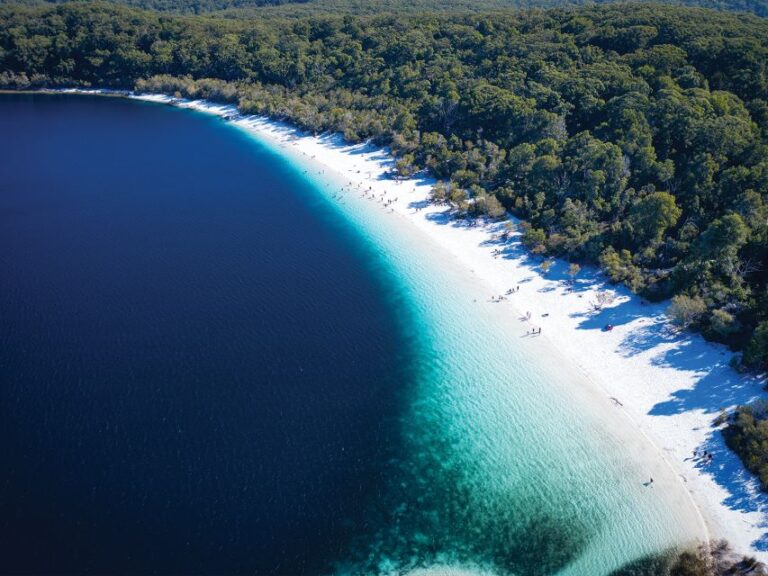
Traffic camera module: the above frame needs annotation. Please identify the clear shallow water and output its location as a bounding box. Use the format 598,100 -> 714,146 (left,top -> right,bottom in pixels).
0,94 -> 700,575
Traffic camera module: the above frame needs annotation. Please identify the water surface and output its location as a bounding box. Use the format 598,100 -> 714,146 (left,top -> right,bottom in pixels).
0,93 -> 701,576
0,93 -> 411,574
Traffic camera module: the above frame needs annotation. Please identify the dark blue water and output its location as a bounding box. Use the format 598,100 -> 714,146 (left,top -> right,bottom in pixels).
0,93 -> 412,575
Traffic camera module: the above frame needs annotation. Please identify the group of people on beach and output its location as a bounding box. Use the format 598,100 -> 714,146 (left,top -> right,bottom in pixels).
519,308 -> 543,335
349,183 -> 399,213
490,286 -> 521,303
693,449 -> 715,465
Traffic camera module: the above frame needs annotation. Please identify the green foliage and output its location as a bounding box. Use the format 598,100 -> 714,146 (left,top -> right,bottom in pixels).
473,191 -> 506,218
430,180 -> 448,203
724,402 -> 768,490
668,294 -> 707,328
696,213 -> 750,272
395,153 -> 416,178
743,321 -> 768,370
708,308 -> 741,339
600,247 -> 645,292
628,191 -> 681,248
521,224 -> 547,254
5,0 -> 768,17
0,0 -> 307,14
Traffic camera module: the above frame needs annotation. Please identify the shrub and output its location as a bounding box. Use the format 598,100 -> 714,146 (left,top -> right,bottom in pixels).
667,294 -> 707,328
670,550 -> 711,576
723,403 -> 768,491
709,308 -> 740,339
743,321 -> 768,371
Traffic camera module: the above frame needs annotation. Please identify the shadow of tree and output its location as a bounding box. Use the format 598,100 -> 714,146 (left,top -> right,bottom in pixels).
615,319 -> 679,357
694,435 -> 768,550
648,352 -> 757,417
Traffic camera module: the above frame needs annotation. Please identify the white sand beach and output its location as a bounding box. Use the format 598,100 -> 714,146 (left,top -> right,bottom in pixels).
129,92 -> 768,560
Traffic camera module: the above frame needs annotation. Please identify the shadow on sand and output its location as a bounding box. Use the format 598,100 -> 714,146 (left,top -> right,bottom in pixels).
422,208 -> 768,548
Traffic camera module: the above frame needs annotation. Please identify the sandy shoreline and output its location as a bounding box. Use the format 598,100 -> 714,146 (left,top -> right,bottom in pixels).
43,89 -> 768,558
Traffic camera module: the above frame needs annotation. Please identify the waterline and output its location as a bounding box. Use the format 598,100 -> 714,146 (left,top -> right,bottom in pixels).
210,105 -> 706,573
25,90 -> 709,574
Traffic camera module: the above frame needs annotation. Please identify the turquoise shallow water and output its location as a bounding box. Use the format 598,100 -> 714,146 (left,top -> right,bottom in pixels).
236,122 -> 704,575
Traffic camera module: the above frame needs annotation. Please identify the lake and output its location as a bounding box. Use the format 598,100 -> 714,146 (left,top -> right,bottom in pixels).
0,93 -> 701,575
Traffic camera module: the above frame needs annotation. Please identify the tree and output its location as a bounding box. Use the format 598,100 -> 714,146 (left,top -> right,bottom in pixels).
743,322 -> 768,370
599,247 -> 645,292
485,195 -> 505,219
725,403 -> 768,490
628,191 -> 681,247
394,154 -> 416,178
448,186 -> 469,212
592,291 -> 615,310
669,549 -> 712,576
430,181 -> 448,204
521,225 -> 547,254
696,213 -> 750,274
500,220 -> 517,240
709,308 -> 740,339
667,294 -> 707,328
568,263 -> 581,284
472,190 -> 505,218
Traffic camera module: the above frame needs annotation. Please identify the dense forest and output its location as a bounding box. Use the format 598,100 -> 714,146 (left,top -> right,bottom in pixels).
2,0 -> 768,17
249,0 -> 768,19
0,0 -> 309,16
4,1 -> 767,369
